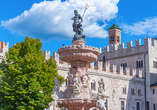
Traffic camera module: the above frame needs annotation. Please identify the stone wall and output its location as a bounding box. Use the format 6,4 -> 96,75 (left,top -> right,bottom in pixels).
0,41 -> 9,63
150,86 -> 157,110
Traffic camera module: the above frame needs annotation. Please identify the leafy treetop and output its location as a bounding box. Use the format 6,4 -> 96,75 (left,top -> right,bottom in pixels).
0,36 -> 65,110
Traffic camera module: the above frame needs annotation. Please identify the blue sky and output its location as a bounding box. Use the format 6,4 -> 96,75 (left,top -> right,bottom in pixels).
0,0 -> 157,56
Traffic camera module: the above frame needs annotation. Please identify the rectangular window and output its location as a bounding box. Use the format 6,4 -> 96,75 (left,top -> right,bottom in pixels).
131,88 -> 135,95
121,64 -> 123,67
103,56 -> 105,63
103,56 -> 105,67
141,60 -> 143,68
91,82 -> 96,90
154,104 -> 156,110
138,89 -> 142,95
136,61 -> 139,68
121,101 -> 125,110
136,102 -> 140,110
153,61 -> 157,68
139,61 -> 141,68
146,102 -> 149,110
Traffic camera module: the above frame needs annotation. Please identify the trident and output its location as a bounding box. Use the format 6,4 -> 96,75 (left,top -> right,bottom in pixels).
82,3 -> 89,19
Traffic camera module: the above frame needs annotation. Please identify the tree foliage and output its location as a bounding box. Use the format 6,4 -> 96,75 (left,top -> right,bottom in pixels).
0,36 -> 65,110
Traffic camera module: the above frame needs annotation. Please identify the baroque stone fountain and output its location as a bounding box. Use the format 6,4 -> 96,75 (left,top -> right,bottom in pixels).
51,10 -> 106,110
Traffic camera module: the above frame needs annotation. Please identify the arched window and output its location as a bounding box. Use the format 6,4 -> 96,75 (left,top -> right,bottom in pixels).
138,88 -> 142,95
136,61 -> 139,68
141,60 -> 143,68
111,36 -> 114,41
121,62 -> 127,71
91,80 -> 96,90
117,36 -> 119,42
136,59 -> 143,68
139,61 -> 141,68
122,86 -> 126,94
131,88 -> 135,95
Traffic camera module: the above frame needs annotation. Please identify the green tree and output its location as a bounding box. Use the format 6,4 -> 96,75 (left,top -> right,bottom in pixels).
0,36 -> 65,110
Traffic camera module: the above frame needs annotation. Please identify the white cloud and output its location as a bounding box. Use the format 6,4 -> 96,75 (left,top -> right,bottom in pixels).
121,17 -> 157,36
1,0 -> 119,41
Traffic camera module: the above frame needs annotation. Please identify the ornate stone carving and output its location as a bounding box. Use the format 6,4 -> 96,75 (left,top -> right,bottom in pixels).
71,74 -> 82,98
53,77 -> 60,93
112,89 -> 116,105
98,78 -> 105,93
67,73 -> 73,86
91,78 -> 106,110
96,95 -> 106,110
48,77 -> 62,110
82,73 -> 90,85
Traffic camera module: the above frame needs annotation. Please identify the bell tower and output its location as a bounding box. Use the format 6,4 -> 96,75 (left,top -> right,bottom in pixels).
108,23 -> 122,45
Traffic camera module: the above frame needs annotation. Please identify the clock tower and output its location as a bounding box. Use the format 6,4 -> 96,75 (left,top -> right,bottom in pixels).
108,24 -> 122,45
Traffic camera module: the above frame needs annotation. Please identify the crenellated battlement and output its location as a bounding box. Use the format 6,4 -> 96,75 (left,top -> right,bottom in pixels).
44,50 -> 50,60
87,61 -> 144,80
50,51 -> 144,80
0,41 -> 9,58
101,37 -> 155,60
44,50 -> 70,69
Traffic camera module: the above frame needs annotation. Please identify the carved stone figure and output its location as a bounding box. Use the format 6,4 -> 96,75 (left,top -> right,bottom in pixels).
49,92 -> 58,110
112,89 -> 116,105
91,91 -> 98,99
98,78 -> 105,93
67,73 -> 73,85
96,95 -> 106,110
82,73 -> 89,84
71,74 -> 82,98
71,10 -> 85,41
53,77 -> 60,93
48,77 -> 61,110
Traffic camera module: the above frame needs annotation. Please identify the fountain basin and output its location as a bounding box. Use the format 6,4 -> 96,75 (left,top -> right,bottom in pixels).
58,41 -> 100,63
57,99 -> 97,110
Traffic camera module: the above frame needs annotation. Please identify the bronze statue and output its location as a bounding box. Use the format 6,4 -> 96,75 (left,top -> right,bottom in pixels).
71,10 -> 85,41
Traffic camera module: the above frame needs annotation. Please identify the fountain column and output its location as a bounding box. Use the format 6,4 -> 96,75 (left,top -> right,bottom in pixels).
56,10 -> 100,110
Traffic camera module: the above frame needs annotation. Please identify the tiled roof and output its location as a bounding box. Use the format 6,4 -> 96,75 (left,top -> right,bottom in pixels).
108,23 -> 122,30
